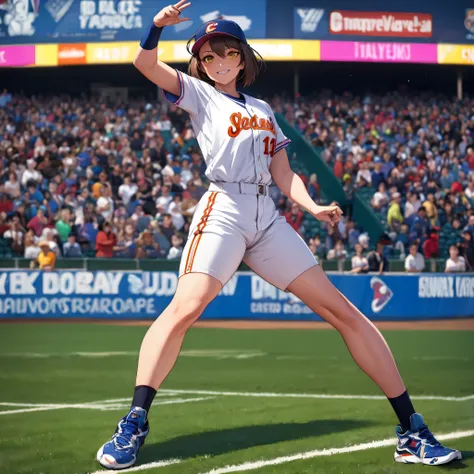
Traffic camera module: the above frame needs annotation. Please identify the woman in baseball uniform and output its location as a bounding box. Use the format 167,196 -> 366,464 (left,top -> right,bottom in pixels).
97,2 -> 460,469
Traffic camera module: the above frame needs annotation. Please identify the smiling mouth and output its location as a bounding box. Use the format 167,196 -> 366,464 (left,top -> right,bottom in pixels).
216,69 -> 231,75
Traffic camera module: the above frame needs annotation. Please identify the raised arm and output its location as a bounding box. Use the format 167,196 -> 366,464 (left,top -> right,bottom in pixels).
133,1 -> 191,96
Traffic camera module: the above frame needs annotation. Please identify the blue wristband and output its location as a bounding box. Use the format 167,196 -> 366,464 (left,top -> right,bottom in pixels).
140,23 -> 163,50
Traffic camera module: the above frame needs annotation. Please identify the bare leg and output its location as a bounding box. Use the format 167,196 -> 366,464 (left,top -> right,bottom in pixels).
136,273 -> 222,389
288,265 -> 405,398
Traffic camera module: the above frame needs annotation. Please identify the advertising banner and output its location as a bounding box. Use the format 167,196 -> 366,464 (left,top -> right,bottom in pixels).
327,11 -> 432,38
58,43 -> 86,64
320,40 -> 437,63
0,0 -> 266,45
438,44 -> 474,65
284,0 -> 474,44
1,271 -> 473,321
0,44 -> 35,66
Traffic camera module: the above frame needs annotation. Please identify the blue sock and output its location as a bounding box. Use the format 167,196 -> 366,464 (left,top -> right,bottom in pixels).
132,385 -> 156,412
388,390 -> 416,432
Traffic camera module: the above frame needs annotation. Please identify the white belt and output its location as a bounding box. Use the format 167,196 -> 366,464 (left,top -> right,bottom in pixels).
209,182 -> 271,196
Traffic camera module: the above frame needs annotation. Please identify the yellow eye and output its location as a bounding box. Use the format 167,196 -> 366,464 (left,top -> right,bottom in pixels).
202,55 -> 214,64
227,51 -> 239,59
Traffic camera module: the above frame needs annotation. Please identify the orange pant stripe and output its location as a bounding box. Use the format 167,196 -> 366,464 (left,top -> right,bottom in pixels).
184,192 -> 218,274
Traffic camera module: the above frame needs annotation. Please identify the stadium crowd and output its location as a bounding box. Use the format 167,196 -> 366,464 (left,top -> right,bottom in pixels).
0,88 -> 473,272
273,90 -> 474,271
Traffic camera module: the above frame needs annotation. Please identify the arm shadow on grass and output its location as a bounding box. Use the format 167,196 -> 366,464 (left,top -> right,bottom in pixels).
139,419 -> 373,463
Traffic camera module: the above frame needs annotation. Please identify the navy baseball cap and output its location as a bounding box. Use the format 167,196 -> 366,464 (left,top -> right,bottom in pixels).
187,19 -> 248,55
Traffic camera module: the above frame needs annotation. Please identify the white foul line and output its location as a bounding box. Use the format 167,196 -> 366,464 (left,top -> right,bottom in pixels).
160,389 -> 474,402
0,406 -> 66,416
0,397 -> 215,416
89,430 -> 473,474
199,430 -> 474,474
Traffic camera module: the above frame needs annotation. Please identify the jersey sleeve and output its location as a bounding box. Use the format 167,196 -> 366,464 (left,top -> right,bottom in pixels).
267,105 -> 291,154
162,70 -> 212,117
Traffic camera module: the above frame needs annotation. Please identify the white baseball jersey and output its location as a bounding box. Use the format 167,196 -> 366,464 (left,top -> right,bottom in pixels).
164,70 -> 291,185
163,71 -> 317,290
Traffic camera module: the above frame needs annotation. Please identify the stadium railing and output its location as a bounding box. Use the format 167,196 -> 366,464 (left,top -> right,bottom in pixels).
0,258 -> 447,273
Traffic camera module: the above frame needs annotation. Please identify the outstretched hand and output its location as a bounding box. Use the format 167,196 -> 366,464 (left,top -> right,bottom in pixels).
311,205 -> 343,227
154,0 -> 191,27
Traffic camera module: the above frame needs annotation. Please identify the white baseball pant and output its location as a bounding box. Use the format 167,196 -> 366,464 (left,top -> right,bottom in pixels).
178,182 -> 318,290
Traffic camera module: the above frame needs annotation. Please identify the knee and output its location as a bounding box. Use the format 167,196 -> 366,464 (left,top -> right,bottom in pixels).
318,298 -> 363,333
165,296 -> 207,333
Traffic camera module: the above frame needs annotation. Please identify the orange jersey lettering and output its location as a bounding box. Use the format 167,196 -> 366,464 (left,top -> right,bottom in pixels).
228,112 -> 276,138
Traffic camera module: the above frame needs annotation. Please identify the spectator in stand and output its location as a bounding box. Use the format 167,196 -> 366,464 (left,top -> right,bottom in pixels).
371,182 -> 389,211
356,162 -> 372,188
27,209 -> 48,237
167,234 -> 183,260
308,234 -> 326,259
55,209 -> 72,244
351,243 -> 369,274
346,221 -> 360,249
439,167 -> 454,192
445,245 -> 466,273
114,223 -> 137,258
159,213 -> 175,242
404,192 -> 421,224
387,192 -> 403,231
395,224 -> 410,256
467,146 -> 474,170
24,230 -> 40,260
3,218 -> 24,256
21,159 -> 42,187
423,228 -> 440,259
0,88 -> 13,107
465,177 -> 474,200
423,194 -> 438,227
168,194 -> 185,231
96,185 -> 114,223
465,216 -> 474,235
96,222 -> 117,258
41,228 -> 60,255
118,175 -> 138,206
156,184 -> 173,211
405,243 -> 425,273
78,217 -> 98,251
333,154 -> 344,179
149,220 -> 171,255
0,193 -> 13,215
367,235 -> 390,273
342,174 -> 354,215
63,234 -> 83,258
327,240 -> 348,261
4,172 -> 20,199
307,174 -> 320,201
285,202 -> 304,232
410,207 -> 430,241
458,230 -> 474,270
30,241 -> 56,271
371,159 -> 385,190
136,230 -> 164,259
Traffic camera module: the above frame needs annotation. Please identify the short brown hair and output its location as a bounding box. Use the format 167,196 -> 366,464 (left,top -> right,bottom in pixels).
188,36 -> 264,88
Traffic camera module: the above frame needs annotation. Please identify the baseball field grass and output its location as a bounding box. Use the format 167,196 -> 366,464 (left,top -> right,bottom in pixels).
0,322 -> 473,474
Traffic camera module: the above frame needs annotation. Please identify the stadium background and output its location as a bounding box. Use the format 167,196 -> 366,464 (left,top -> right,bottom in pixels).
0,1 -> 473,473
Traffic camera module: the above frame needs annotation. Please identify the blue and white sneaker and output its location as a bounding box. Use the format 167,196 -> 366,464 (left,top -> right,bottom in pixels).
394,413 -> 462,465
96,406 -> 149,470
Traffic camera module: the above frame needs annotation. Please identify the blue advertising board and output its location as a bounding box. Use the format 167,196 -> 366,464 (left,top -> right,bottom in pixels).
0,0 -> 266,45
267,0 -> 474,44
0,271 -> 473,321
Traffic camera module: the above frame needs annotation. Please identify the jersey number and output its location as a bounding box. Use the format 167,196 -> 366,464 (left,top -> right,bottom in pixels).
263,137 -> 276,158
